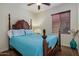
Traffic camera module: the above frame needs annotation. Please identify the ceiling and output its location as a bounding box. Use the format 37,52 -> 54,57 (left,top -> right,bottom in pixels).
26,3 -> 61,13
0,3 -> 62,13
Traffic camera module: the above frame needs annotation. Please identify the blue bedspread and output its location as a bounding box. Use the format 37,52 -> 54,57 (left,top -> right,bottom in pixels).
10,34 -> 58,56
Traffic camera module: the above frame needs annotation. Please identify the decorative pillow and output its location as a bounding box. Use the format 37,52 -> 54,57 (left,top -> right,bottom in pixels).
12,29 -> 25,36
24,29 -> 33,35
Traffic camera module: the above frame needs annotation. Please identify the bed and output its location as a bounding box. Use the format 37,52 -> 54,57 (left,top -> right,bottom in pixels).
8,14 -> 61,56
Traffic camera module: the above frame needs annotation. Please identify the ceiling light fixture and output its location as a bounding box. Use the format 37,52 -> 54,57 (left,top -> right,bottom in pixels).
27,3 -> 51,10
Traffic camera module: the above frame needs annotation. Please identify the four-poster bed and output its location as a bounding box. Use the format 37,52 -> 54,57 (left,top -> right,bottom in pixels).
8,14 -> 61,56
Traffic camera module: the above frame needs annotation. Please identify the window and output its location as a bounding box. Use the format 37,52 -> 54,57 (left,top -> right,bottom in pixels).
52,10 -> 70,34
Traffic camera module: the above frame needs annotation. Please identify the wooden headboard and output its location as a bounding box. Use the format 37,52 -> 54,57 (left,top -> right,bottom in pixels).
8,14 -> 32,30
12,20 -> 30,29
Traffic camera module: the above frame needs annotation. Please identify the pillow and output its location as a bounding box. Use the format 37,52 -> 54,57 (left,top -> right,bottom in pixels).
24,29 -> 33,35
8,29 -> 25,38
12,29 -> 25,37
8,30 -> 13,38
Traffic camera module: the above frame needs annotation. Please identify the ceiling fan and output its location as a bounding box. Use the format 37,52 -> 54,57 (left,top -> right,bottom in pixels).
27,3 -> 51,10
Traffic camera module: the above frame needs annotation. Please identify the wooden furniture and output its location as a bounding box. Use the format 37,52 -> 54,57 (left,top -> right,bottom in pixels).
8,14 -> 61,56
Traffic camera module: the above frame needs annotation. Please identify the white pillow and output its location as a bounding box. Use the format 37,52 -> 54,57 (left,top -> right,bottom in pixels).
12,29 -> 25,36
8,30 -> 13,38
24,29 -> 33,35
8,29 -> 25,38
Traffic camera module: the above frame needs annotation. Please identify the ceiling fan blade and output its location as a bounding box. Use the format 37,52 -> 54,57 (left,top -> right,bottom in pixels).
38,5 -> 40,10
27,3 -> 34,6
42,3 -> 51,6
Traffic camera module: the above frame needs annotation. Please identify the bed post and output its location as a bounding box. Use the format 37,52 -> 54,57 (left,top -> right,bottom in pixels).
30,19 -> 32,29
42,29 -> 48,56
58,29 -> 61,51
8,13 -> 11,30
8,13 -> 11,50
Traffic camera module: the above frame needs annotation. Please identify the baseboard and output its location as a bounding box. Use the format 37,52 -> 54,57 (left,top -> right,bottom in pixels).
78,49 -> 79,53
62,44 -> 70,47
0,48 -> 9,53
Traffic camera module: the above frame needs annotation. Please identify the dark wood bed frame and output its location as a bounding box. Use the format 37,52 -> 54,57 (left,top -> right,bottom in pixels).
8,14 -> 61,56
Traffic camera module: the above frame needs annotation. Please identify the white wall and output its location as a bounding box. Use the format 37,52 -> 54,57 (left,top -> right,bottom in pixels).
35,3 -> 79,50
0,3 -> 35,52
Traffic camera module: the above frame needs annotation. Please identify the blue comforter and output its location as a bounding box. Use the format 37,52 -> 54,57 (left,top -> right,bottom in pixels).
10,34 -> 58,56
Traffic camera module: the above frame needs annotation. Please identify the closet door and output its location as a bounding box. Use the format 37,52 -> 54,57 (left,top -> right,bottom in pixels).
52,14 -> 60,34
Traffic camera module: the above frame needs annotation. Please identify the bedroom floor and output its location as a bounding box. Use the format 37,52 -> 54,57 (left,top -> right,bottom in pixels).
0,46 -> 79,56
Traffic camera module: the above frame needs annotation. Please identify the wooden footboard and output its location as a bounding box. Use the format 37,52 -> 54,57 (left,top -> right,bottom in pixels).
42,29 -> 61,56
